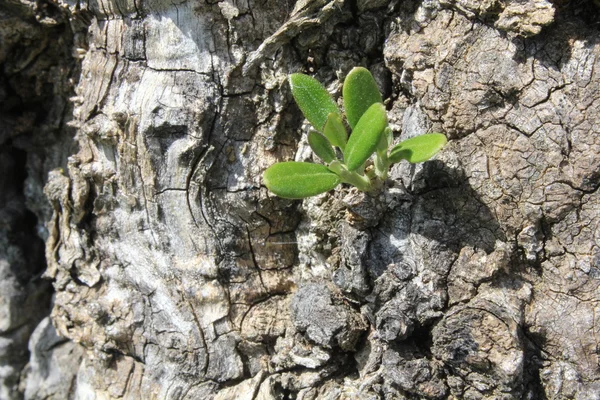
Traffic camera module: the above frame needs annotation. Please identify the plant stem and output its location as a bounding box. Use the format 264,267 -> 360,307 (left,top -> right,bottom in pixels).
343,170 -> 372,192
374,152 -> 389,180
374,127 -> 392,180
328,161 -> 372,192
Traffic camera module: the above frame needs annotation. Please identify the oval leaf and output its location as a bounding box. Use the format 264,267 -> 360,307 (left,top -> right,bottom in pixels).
323,113 -> 348,150
289,73 -> 340,131
343,67 -> 383,129
388,133 -> 448,164
308,130 -> 336,163
344,103 -> 388,171
263,162 -> 341,199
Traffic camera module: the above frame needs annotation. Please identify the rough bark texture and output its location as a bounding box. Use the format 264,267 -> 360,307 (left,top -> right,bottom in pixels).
0,0 -> 86,398
2,0 -> 600,398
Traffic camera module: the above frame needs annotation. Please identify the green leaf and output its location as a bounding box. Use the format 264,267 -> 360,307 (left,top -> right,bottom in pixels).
289,73 -> 340,131
263,162 -> 341,199
308,130 -> 336,163
343,67 -> 383,129
343,103 -> 388,171
323,113 -> 348,150
388,133 -> 448,164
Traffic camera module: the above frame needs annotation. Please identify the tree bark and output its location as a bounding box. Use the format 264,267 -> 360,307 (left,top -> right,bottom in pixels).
2,0 -> 600,398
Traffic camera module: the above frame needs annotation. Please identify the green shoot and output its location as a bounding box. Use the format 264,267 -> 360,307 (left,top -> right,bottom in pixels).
263,67 -> 447,199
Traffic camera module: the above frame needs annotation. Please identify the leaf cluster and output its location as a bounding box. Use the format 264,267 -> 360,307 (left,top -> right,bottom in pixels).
264,67 -> 447,199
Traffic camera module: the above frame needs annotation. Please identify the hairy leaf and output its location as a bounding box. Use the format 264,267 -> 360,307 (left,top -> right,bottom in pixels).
289,73 -> 340,131
263,162 -> 341,199
343,67 -> 383,129
388,133 -> 448,164
344,103 -> 388,171
308,130 -> 336,163
323,113 -> 348,150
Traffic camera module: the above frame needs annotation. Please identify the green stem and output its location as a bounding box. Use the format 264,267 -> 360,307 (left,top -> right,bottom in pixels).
366,167 -> 377,180
328,161 -> 372,192
374,152 -> 389,180
374,127 -> 392,180
344,170 -> 372,192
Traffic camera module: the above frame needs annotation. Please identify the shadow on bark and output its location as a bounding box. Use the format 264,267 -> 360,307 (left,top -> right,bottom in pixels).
368,160 -> 505,279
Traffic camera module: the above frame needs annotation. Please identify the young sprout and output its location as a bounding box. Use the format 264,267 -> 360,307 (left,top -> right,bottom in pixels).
263,67 -> 447,199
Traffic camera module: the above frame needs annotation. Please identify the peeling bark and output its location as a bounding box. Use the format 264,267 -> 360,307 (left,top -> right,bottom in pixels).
2,0 -> 600,398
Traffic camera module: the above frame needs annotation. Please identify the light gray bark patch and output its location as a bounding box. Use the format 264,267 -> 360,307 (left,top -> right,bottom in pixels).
241,296 -> 290,343
382,345 -> 448,398
242,0 -> 346,74
447,244 -> 513,306
495,0 -> 555,36
291,283 -> 366,350
433,307 -> 525,397
439,0 -> 555,37
332,221 -> 371,297
375,301 -> 414,341
24,317 -> 84,400
205,333 -> 244,382
342,189 -> 387,229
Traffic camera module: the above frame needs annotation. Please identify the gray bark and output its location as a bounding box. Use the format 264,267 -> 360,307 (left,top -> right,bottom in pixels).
1,0 -> 84,398
1,0 -> 600,398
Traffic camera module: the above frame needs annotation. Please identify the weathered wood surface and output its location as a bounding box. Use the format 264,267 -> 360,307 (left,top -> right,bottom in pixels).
1,0 -> 600,398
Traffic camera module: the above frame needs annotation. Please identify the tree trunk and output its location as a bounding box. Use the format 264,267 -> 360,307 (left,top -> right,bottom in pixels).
2,0 -> 600,398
